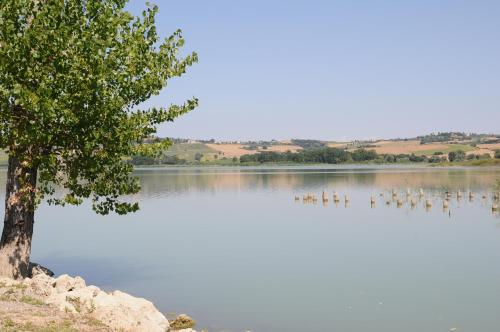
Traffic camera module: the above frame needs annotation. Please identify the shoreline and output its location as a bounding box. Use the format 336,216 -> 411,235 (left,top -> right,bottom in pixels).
1,160 -> 499,170
132,158 -> 500,168
130,162 -> 500,171
0,265 -> 198,332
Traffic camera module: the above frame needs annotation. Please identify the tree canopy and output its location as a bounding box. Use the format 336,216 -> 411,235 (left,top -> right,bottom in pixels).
0,0 -> 198,214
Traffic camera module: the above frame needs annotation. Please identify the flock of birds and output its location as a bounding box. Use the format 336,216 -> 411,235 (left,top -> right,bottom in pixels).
295,188 -> 500,213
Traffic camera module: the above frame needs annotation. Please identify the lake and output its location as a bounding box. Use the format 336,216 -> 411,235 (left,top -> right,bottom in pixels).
1,166 -> 500,332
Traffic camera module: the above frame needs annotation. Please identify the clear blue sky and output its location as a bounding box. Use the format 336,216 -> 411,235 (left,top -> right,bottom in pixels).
126,1 -> 500,141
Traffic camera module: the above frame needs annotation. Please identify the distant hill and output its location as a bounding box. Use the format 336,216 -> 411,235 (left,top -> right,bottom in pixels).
417,132 -> 500,144
1,132 -> 498,167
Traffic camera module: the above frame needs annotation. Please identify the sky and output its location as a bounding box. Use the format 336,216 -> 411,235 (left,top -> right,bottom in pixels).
126,0 -> 500,141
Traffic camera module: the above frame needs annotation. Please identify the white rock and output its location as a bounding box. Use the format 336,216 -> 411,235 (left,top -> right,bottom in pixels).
12,273 -> 173,332
52,274 -> 86,293
23,273 -> 55,296
92,290 -> 169,332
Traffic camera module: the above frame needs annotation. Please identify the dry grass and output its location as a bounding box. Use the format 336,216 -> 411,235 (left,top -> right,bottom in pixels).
326,142 -> 348,149
0,283 -> 109,332
477,143 -> 500,150
352,140 -> 493,156
266,145 -> 303,153
368,140 -> 450,154
207,144 -> 302,157
0,301 -> 110,331
466,148 -> 494,157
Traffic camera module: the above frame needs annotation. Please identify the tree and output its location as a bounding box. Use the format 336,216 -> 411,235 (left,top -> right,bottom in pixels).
495,150 -> 500,159
428,155 -> 442,163
194,153 -> 203,162
448,150 -> 465,162
0,0 -> 197,278
409,153 -> 426,162
351,148 -> 378,162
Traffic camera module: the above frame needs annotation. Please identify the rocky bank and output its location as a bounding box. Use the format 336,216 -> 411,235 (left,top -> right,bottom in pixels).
0,265 -> 198,332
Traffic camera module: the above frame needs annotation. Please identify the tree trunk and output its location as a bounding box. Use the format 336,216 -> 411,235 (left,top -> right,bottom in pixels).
0,155 -> 37,279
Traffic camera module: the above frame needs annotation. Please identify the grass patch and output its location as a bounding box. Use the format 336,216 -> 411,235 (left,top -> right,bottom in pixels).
0,295 -> 12,301
0,282 -> 27,290
11,284 -> 27,290
32,311 -> 48,317
0,319 -> 77,332
2,317 -> 15,328
20,295 -> 45,306
432,159 -> 500,167
164,143 -> 218,162
83,317 -> 107,328
24,319 -> 78,332
0,288 -> 16,301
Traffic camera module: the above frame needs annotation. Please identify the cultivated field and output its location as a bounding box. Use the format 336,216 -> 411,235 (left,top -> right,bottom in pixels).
366,140 -> 448,154
356,140 -> 483,156
206,143 -> 302,157
327,142 -> 348,149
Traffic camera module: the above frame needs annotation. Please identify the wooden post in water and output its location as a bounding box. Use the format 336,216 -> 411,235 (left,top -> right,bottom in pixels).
443,200 -> 449,209
396,198 -> 403,208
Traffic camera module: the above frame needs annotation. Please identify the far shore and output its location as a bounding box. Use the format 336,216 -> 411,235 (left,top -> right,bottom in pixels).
130,159 -> 500,169
1,160 -> 499,172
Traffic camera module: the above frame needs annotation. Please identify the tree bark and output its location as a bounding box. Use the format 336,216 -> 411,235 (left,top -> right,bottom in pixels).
0,155 -> 37,279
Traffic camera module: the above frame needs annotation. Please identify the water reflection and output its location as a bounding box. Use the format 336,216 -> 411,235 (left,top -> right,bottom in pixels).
130,166 -> 500,199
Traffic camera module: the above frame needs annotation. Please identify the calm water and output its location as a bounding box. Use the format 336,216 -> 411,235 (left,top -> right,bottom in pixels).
1,166 -> 500,332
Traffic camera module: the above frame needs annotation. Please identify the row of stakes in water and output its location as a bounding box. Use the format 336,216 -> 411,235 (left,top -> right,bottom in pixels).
295,189 -> 499,212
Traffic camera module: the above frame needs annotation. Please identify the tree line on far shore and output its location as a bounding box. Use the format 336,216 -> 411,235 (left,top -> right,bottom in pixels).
237,148 -> 492,164
129,147 -> 500,165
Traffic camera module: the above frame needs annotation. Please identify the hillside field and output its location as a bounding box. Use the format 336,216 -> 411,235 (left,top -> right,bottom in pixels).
356,140 -> 492,157
206,143 -> 302,157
